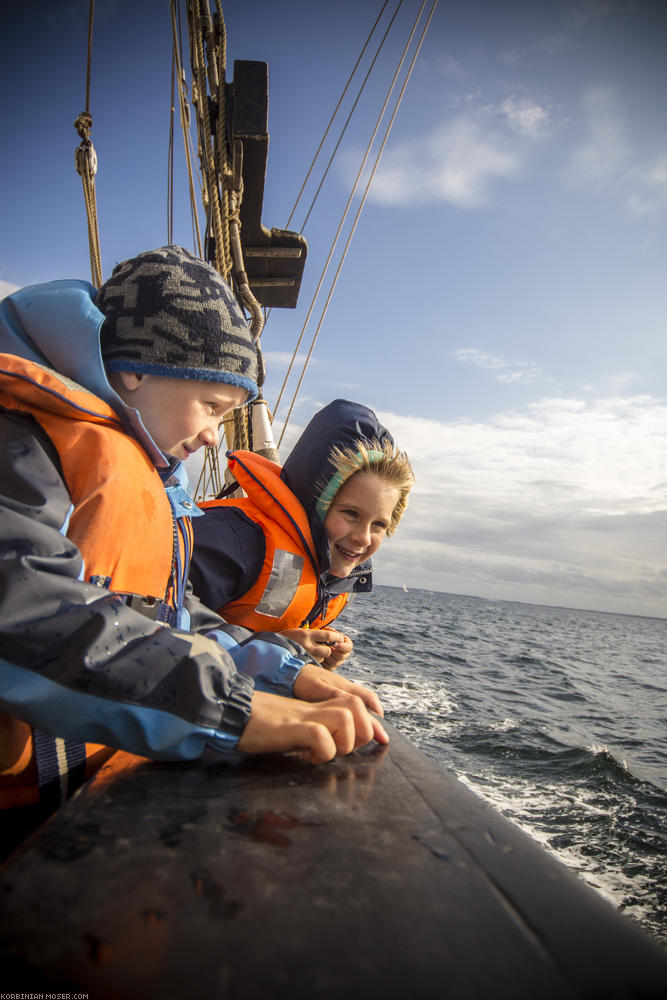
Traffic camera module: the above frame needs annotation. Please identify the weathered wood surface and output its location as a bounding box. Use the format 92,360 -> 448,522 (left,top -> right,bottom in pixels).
2,723 -> 666,999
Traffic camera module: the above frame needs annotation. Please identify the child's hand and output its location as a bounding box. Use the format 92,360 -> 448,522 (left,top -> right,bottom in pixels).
293,663 -> 388,746
319,628 -> 353,670
281,627 -> 350,665
238,689 -> 379,763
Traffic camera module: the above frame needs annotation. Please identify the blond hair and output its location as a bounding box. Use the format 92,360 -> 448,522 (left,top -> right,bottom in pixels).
317,438 -> 414,536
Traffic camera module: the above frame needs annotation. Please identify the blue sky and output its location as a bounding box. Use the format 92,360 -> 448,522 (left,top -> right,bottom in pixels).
2,0 -> 667,618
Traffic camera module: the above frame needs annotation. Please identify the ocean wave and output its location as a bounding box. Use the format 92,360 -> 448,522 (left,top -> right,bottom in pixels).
339,586 -> 667,945
454,767 -> 667,944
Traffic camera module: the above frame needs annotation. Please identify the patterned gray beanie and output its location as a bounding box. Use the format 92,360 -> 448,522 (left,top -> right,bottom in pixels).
96,246 -> 258,401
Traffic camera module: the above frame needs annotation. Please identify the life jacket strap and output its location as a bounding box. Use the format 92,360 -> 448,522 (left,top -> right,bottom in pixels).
33,730 -> 86,809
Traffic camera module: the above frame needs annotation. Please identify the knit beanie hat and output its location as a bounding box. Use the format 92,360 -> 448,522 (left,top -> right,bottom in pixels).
95,246 -> 258,401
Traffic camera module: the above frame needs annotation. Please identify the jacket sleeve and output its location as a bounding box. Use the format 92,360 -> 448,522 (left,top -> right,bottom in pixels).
189,505 -> 265,612
185,585 -> 310,697
0,410 -> 253,759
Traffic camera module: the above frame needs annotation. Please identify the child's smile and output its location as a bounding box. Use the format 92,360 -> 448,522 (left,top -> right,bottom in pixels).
323,472 -> 400,578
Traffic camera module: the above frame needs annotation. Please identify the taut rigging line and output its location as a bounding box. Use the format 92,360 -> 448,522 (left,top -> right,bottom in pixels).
71,1 -> 438,497
273,0 -> 439,448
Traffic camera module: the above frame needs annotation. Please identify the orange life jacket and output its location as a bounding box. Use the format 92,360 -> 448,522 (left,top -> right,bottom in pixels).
199,450 -> 348,632
0,355 -> 191,807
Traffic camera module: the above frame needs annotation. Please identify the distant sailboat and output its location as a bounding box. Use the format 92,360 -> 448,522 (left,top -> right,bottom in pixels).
403,583 -> 408,593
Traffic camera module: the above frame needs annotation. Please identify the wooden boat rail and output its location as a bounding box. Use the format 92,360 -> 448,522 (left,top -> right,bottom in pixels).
2,723 -> 666,999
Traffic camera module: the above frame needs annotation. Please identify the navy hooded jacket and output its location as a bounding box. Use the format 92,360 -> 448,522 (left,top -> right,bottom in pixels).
190,399 -> 395,624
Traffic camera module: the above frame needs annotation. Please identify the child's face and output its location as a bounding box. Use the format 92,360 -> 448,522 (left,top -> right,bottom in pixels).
323,471 -> 400,578
115,373 -> 247,459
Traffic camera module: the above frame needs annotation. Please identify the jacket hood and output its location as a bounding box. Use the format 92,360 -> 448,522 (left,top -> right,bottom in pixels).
0,279 -> 167,467
281,398 -> 394,576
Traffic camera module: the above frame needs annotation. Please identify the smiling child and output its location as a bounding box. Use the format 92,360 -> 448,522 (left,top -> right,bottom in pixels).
190,399 -> 414,668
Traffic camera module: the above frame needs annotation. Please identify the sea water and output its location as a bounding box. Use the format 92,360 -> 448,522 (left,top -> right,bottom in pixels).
339,586 -> 667,947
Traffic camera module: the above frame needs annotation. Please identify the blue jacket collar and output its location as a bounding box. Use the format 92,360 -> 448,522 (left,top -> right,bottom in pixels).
0,279 -> 169,469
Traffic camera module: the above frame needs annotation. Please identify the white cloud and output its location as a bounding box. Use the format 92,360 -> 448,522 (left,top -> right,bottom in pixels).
560,88 -> 667,215
0,279 -> 20,300
499,96 -> 550,137
438,54 -> 468,80
563,86 -> 631,188
369,115 -> 520,208
372,396 -> 667,617
328,380 -> 366,392
453,348 -> 545,384
262,350 -> 319,369
603,371 -> 642,392
627,153 -> 667,214
185,394 -> 667,619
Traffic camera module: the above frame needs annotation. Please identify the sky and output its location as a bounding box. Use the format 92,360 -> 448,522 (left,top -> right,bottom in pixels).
2,0 -> 667,619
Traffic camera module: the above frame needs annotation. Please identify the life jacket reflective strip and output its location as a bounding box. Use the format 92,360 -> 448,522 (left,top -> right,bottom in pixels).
0,356 -> 183,807
199,450 -> 348,632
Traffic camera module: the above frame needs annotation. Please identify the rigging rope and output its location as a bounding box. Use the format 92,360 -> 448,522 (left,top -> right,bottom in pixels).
74,0 -> 103,288
191,4 -> 228,278
213,0 -> 233,283
169,0 -> 204,257
262,0 -> 395,334
174,0 -> 272,498
181,1 -> 266,339
272,0 -> 405,421
284,0 -> 393,233
296,1 -> 403,235
168,44 -> 176,245
77,1 -> 435,495
275,0 -> 438,445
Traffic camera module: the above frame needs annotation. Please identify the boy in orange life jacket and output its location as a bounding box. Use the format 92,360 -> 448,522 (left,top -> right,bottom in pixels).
190,399 -> 414,669
0,249 -> 388,822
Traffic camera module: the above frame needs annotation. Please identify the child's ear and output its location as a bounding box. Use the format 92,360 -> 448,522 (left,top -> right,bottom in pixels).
116,372 -> 144,392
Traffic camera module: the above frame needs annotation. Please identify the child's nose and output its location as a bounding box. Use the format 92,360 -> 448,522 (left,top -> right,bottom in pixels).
352,521 -> 372,546
199,420 -> 220,448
